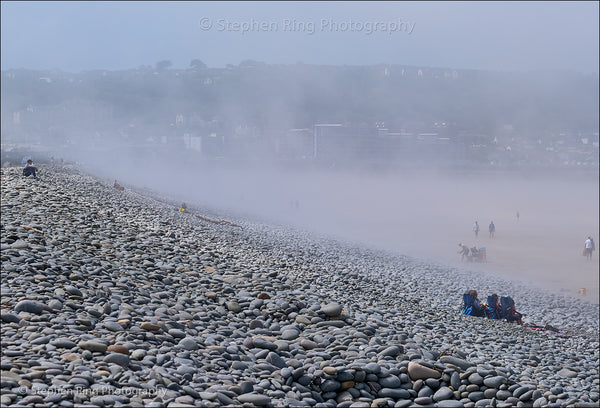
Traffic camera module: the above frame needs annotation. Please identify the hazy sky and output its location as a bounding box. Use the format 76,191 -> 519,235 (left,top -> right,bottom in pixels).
1,1 -> 598,73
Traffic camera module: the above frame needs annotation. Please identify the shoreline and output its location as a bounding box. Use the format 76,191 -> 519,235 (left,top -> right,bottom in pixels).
1,164 -> 598,407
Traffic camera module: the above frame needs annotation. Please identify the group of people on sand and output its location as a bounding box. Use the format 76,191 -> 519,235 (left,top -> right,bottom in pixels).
462,290 -> 523,325
457,243 -> 485,262
472,220 -> 495,239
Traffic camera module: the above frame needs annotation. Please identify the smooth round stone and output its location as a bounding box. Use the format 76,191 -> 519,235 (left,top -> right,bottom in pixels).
468,373 -> 484,385
483,376 -> 505,389
48,300 -> 63,310
15,300 -> 44,314
131,349 -> 146,360
321,302 -> 343,317
439,356 -> 474,371
519,390 -> 534,402
323,366 -> 338,376
378,388 -> 410,399
474,398 -> 494,407
227,301 -> 241,313
379,375 -> 402,388
281,329 -> 300,340
496,390 -> 512,400
437,400 -> 465,407
321,379 -> 341,392
450,371 -> 461,390
78,341 -> 108,353
513,386 -> 530,398
237,393 -> 271,405
140,322 -> 161,332
64,285 -> 83,297
556,369 -> 577,378
103,352 -> 129,366
199,392 -> 218,400
365,362 -> 381,375
168,329 -> 186,338
249,320 -> 264,329
468,391 -> 485,402
104,321 -> 124,332
10,240 -> 30,249
379,345 -> 403,357
1,313 -> 20,323
50,338 -> 77,349
295,315 -> 312,325
414,396 -> 433,405
407,361 -> 441,380
205,292 -> 218,300
266,352 -> 286,369
178,337 -> 198,351
300,339 -> 318,350
252,337 -> 277,350
434,386 -> 455,401
349,402 -> 371,408
107,345 -> 129,355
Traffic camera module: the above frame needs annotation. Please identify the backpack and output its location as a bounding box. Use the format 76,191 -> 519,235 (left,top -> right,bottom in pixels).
462,293 -> 485,317
486,295 -> 501,319
500,296 -> 521,322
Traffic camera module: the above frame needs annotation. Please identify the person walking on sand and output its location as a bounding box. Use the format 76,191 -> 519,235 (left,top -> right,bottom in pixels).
473,221 -> 480,238
585,237 -> 595,260
489,221 -> 495,238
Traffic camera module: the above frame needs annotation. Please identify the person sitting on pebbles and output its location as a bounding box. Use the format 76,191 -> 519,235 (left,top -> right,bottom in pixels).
113,180 -> 125,191
22,159 -> 39,179
462,289 -> 487,317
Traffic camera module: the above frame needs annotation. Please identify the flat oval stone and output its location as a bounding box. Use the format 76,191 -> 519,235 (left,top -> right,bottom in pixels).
15,300 -> 44,314
321,302 -> 342,317
107,345 -> 129,355
103,352 -> 129,366
237,393 -> 271,405
78,341 -> 107,353
408,361 -> 442,380
140,322 -> 161,332
483,375 -> 505,389
433,386 -> 454,401
378,388 -> 411,399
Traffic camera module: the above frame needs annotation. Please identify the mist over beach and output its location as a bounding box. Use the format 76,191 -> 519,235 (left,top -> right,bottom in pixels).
1,2 -> 599,407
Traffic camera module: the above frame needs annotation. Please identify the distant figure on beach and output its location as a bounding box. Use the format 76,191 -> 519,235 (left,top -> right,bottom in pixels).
458,243 -> 470,262
113,180 -> 124,191
473,221 -> 480,238
179,202 -> 187,212
584,236 -> 595,260
470,246 -> 479,261
516,211 -> 520,221
489,221 -> 495,238
22,159 -> 38,179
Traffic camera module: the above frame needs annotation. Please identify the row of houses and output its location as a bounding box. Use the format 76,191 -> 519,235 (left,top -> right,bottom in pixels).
173,122 -> 599,169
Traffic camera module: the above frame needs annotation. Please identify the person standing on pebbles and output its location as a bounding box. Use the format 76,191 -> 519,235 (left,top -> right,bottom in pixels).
22,159 -> 39,179
473,221 -> 480,238
489,221 -> 495,238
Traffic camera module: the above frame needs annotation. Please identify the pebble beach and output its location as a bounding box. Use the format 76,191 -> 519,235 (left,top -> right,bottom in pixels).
1,165 -> 599,408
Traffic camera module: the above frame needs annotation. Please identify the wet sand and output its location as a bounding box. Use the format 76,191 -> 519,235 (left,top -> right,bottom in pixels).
284,170 -> 600,304
101,162 -> 600,304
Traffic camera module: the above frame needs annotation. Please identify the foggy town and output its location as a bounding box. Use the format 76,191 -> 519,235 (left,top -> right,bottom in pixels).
1,2 -> 598,408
